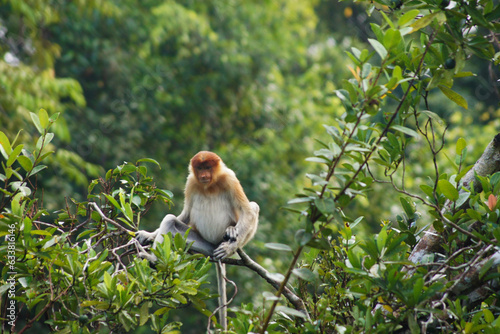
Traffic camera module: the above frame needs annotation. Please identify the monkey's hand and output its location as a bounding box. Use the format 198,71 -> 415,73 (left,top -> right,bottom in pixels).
135,230 -> 157,245
213,241 -> 239,260
223,226 -> 238,243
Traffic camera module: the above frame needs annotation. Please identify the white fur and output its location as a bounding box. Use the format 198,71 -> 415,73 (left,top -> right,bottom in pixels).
190,192 -> 236,244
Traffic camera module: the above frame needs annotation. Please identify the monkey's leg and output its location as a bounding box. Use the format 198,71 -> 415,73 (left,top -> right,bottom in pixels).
135,230 -> 158,245
153,214 -> 216,257
216,261 -> 227,331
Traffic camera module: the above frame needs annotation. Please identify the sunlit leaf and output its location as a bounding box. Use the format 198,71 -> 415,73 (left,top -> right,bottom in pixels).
7,144 -> 23,167
437,179 -> 459,201
137,158 -> 161,168
0,131 -> 12,158
392,125 -> 419,138
438,85 -> 468,109
368,38 -> 387,59
30,112 -> 44,134
398,9 -> 420,26
17,156 -> 33,172
39,108 -> 49,129
410,12 -> 439,32
265,243 -> 293,252
276,306 -> 308,319
456,137 -> 467,155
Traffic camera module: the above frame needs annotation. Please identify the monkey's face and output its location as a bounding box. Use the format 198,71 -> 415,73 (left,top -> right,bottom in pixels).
196,165 -> 213,184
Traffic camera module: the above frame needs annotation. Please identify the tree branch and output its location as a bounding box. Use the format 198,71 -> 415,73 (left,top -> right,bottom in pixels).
236,249 -> 310,320
409,133 -> 500,265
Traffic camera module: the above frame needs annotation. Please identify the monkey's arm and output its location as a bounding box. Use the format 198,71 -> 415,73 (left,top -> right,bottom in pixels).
213,199 -> 259,260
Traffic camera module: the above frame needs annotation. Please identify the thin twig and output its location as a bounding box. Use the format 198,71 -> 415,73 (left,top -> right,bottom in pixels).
89,202 -> 134,234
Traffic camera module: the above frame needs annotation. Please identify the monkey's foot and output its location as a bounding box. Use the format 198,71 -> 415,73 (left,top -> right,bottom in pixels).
213,241 -> 238,260
135,230 -> 157,245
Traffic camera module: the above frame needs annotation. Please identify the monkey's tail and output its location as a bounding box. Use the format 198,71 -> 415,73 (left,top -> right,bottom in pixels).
216,261 -> 227,331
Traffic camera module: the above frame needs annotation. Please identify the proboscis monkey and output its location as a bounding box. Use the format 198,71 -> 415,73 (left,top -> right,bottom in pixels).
136,151 -> 259,330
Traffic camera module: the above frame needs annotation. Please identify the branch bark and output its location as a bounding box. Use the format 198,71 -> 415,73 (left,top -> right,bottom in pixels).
450,249 -> 500,301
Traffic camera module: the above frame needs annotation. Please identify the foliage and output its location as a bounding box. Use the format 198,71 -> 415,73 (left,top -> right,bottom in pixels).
1,0 -> 500,333
251,0 -> 500,333
0,111 -> 215,333
0,0 -> 105,199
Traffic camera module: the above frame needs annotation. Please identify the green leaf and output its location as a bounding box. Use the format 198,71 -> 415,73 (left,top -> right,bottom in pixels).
456,191 -> 470,207
466,208 -> 482,221
410,12 -> 439,32
437,179 -> 459,201
483,308 -> 494,324
137,158 -> 161,168
287,197 -> 313,205
36,133 -> 54,151
306,238 -> 331,250
479,258 -> 495,279
413,277 -> 424,303
17,156 -> 34,172
156,189 -> 173,199
139,302 -> 151,326
398,9 -> 420,26
454,71 -> 475,78
438,85 -> 468,109
306,156 -> 330,164
408,314 -> 420,334
455,137 -> 467,155
30,165 -> 47,176
377,226 -> 388,252
39,108 -> 49,129
37,151 -> 54,163
292,268 -> 317,282
392,125 -> 419,138
124,202 -> 134,223
491,172 -> 500,187
400,197 -> 415,217
368,38 -> 387,59
30,112 -> 44,134
421,110 -> 444,125
383,28 -> 402,51
295,229 -> 312,246
275,306 -> 307,319
0,131 -> 12,158
7,144 -> 23,167
265,243 -> 293,252
31,230 -> 53,236
104,195 -> 121,211
314,197 -> 335,215
49,112 -> 60,123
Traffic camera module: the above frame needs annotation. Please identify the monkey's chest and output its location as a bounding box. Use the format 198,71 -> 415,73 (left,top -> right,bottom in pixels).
190,193 -> 236,244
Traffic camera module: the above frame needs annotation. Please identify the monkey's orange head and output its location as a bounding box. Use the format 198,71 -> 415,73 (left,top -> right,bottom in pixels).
190,151 -> 222,184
